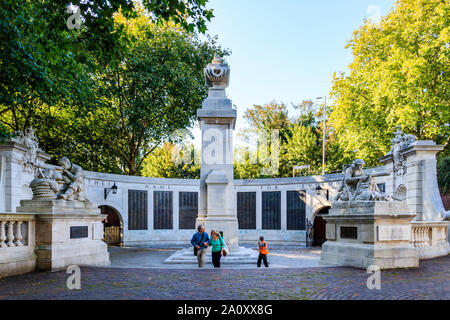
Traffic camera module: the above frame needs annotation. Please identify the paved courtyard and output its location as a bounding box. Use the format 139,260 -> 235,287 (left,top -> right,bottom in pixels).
0,247 -> 448,300
108,246 -> 325,269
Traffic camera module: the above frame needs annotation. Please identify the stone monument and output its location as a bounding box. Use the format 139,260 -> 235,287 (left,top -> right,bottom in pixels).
196,56 -> 238,250
320,159 -> 419,269
165,57 -> 257,264
380,133 -> 449,258
16,156 -> 109,270
401,140 -> 449,258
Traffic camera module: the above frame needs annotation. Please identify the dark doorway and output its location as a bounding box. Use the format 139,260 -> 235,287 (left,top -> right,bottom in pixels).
313,207 -> 329,246
100,205 -> 122,246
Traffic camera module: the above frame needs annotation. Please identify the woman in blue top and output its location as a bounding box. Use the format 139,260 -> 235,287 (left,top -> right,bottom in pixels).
208,230 -> 225,268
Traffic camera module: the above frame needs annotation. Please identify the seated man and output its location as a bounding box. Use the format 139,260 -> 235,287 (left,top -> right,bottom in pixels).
335,159 -> 368,202
335,159 -> 393,202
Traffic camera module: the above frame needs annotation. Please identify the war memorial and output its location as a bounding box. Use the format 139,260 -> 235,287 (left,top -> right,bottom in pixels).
0,56 -> 448,283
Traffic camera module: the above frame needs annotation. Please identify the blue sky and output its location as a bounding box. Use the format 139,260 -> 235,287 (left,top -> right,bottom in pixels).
192,0 -> 396,145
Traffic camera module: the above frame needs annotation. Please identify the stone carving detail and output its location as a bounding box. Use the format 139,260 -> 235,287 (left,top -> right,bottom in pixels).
29,168 -> 64,200
58,156 -> 87,201
12,127 -> 42,173
387,130 -> 416,176
29,156 -> 87,201
204,56 -> 230,89
334,159 -> 395,203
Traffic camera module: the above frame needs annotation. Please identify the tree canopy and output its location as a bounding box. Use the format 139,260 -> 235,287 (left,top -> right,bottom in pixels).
234,101 -> 344,179
330,0 -> 449,166
0,1 -> 227,175
0,0 -> 214,133
142,142 -> 200,179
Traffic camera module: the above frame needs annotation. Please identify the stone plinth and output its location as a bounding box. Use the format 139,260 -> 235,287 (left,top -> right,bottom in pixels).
16,200 -> 110,271
402,141 -> 445,221
320,201 -> 419,269
164,246 -> 258,265
0,140 -> 51,212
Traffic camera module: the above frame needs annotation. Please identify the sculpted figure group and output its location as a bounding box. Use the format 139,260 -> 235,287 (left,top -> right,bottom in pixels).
387,130 -> 416,176
334,159 -> 394,203
29,156 -> 87,201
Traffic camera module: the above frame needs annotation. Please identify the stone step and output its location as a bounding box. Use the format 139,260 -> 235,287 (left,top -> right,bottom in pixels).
164,247 -> 259,265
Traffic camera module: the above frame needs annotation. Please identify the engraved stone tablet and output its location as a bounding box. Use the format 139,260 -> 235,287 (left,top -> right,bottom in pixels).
340,226 -> 357,239
70,226 -> 88,239
377,225 -> 410,241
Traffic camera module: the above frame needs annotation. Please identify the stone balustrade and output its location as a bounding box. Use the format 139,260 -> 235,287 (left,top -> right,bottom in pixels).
411,225 -> 432,248
0,214 -> 35,248
0,213 -> 37,277
410,221 -> 449,259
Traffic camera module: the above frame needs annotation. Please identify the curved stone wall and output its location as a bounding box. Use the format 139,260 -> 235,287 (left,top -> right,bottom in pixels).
0,140 -> 393,247
84,169 -> 389,246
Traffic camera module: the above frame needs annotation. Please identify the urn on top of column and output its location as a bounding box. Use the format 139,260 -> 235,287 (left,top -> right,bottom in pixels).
204,56 -> 230,89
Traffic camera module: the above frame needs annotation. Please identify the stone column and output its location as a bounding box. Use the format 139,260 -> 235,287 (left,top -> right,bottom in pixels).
6,221 -> 15,246
196,57 -> 239,250
281,190 -> 287,230
256,190 -> 262,230
14,220 -> 23,246
173,190 -> 179,230
147,190 -> 153,231
402,141 -> 445,221
0,221 -> 6,247
0,137 -> 51,213
0,143 -> 29,212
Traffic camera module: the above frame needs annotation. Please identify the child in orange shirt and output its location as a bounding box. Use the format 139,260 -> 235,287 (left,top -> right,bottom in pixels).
257,236 -> 269,267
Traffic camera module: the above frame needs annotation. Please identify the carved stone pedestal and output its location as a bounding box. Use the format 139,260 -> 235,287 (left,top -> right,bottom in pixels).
16,200 -> 110,271
320,201 -> 419,269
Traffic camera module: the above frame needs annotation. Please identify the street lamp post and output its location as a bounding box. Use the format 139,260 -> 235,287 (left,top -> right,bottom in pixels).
316,96 -> 326,175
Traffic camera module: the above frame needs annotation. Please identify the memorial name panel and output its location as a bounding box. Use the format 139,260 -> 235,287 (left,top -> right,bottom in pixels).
237,192 -> 256,229
287,190 -> 306,230
128,190 -> 148,230
262,191 -> 281,230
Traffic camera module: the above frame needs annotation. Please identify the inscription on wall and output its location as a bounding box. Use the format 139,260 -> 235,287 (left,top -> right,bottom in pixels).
377,225 -> 410,241
340,226 -> 357,239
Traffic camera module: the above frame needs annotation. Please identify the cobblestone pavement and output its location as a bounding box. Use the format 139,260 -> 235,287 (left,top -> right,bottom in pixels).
0,255 -> 448,300
108,246 -> 325,269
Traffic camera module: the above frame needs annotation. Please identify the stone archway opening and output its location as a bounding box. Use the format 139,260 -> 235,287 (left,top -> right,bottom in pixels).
99,205 -> 123,247
313,206 -> 330,247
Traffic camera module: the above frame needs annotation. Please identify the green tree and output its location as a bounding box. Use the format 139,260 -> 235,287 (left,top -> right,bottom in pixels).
330,0 -> 450,166
36,10 -> 228,175
235,100 -> 337,178
281,124 -> 321,176
242,101 -> 290,136
437,156 -> 450,194
0,0 -> 214,135
142,143 -> 200,178
234,146 -> 268,179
